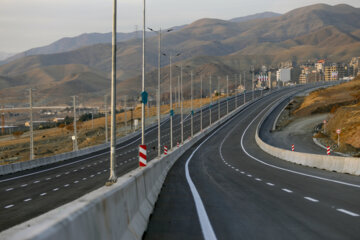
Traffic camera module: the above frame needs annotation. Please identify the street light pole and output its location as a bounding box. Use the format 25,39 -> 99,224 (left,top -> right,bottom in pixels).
200,75 -> 203,132
243,71 -> 246,104
226,75 -> 229,114
170,55 -> 173,149
29,88 -> 34,160
104,95 -> 108,143
252,67 -> 255,101
141,0 -> 146,146
218,77 -> 220,120
107,0 -> 117,184
157,29 -> 161,156
180,64 -> 184,144
72,96 -> 78,151
209,73 -> 212,125
191,71 -> 193,138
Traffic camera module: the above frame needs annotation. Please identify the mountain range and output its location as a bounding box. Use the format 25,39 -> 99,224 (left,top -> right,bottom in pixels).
0,4 -> 360,106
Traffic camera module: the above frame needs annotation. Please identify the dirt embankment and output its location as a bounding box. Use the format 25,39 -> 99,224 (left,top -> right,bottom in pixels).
295,77 -> 360,155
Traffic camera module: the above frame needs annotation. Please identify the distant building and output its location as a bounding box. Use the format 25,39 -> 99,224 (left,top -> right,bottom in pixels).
276,68 -> 291,82
315,60 -> 325,73
324,64 -> 344,81
349,57 -> 360,76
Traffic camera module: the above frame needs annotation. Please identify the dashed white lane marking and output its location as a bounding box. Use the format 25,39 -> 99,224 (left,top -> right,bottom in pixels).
21,184 -> 28,187
266,182 -> 275,186
24,198 -> 32,202
255,178 -> 262,181
81,167 -> 85,170
6,188 -> 14,191
304,197 -> 319,202
4,204 -> 14,209
74,181 -> 79,184
103,169 -> 107,172
65,171 -> 70,175
33,180 -> 40,184
282,188 -> 293,193
73,169 -> 78,172
97,172 -> 101,175
337,209 -> 359,217
64,184 -> 70,187
240,171 -> 245,174
53,188 -> 59,191
83,178 -> 87,181
46,178 -> 51,180
56,175 -> 61,178
40,192 -> 47,196
247,174 -> 252,177
90,175 -> 95,178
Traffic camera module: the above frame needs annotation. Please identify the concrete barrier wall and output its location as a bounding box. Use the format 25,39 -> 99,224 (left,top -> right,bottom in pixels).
0,118 -> 168,176
255,85 -> 360,176
1,94 -> 249,240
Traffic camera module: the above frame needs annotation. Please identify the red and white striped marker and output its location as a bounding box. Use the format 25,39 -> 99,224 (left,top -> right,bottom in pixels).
291,144 -> 294,151
164,146 -> 168,155
139,145 -> 147,167
327,146 -> 330,155
177,142 -> 179,148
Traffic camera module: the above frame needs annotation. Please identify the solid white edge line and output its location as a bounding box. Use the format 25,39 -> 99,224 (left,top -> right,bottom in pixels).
240,96 -> 360,189
336,209 -> 359,217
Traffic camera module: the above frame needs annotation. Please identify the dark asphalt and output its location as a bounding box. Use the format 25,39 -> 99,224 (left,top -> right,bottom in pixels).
144,85 -> 360,240
0,89 -> 261,232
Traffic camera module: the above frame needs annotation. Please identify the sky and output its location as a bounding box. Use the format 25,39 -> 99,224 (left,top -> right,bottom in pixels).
1,0 -> 360,53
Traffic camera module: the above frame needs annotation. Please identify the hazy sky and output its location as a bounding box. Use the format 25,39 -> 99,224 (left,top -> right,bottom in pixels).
1,0 -> 359,53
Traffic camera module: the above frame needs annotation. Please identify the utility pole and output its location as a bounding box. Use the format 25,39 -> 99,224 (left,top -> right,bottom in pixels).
91,111 -> 94,129
104,95 -> 108,143
157,30 -> 161,156
218,77 -> 220,120
170,55 -> 173,149
180,65 -> 184,144
252,67 -> 255,101
107,0 -> 117,184
209,73 -> 212,125
226,75 -> 229,114
29,89 -> 34,160
72,96 -> 78,152
200,75 -> 203,132
243,71 -> 246,104
268,71 -> 272,90
190,71 -> 194,138
141,0 -> 146,146
124,96 -> 127,129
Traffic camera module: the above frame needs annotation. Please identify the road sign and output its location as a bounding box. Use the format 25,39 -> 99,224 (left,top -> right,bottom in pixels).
191,110 -> 194,116
170,109 -> 174,116
141,91 -> 148,105
336,129 -> 341,134
139,145 -> 147,167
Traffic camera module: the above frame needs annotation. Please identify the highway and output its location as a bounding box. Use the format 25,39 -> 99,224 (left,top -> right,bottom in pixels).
144,85 -> 360,239
0,89 -> 262,232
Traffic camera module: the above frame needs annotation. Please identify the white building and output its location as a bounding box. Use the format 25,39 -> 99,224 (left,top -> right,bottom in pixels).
276,68 -> 291,82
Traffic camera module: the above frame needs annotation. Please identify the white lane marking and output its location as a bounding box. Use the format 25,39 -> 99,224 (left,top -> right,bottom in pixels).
33,180 -> 40,184
81,167 -> 85,170
64,184 -> 70,187
337,209 -> 359,217
40,192 -> 47,196
56,175 -> 61,178
255,178 -> 262,181
74,181 -> 79,184
267,182 -> 275,186
5,188 -> 14,191
90,175 -> 95,178
24,198 -> 32,202
53,188 -> 59,191
83,178 -> 87,181
247,174 -> 252,177
65,171 -> 70,175
4,204 -> 14,209
97,172 -> 101,175
240,171 -> 245,174
103,169 -> 107,172
73,169 -> 78,172
21,184 -> 28,187
46,177 -> 51,180
240,98 -> 360,189
304,197 -> 319,202
282,188 -> 293,193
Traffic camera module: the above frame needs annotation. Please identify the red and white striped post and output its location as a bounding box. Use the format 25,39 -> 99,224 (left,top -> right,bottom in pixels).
139,145 -> 147,167
177,142 -> 179,148
291,144 -> 294,151
164,145 -> 168,155
327,146 -> 330,155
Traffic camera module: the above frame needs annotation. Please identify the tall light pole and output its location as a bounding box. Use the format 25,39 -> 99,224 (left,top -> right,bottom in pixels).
200,75 -> 203,131
29,88 -> 34,160
218,77 -> 220,120
124,96 -> 127,130
209,73 -> 212,125
107,0 -> 117,184
149,28 -> 173,155
180,64 -> 184,144
72,96 -> 78,152
226,75 -> 229,114
243,71 -> 246,104
141,0 -> 146,146
104,95 -> 108,143
252,67 -> 255,101
190,71 -> 193,138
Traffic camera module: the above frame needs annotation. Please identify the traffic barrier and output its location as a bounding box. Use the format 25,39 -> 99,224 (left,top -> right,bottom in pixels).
291,144 -> 294,151
177,142 -> 180,148
327,146 -> 331,155
164,146 -> 168,155
1,87 -> 258,240
139,145 -> 147,167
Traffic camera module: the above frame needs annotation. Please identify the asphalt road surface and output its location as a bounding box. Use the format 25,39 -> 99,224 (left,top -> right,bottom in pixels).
144,85 -> 360,240
0,88 -> 262,232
